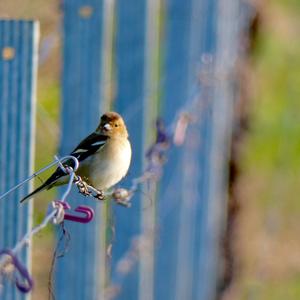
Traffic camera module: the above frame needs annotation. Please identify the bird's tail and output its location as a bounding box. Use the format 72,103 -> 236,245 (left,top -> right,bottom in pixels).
20,182 -> 49,203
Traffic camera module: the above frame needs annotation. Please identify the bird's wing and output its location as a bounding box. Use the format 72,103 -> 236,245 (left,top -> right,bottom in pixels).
46,132 -> 109,183
70,132 -> 108,161
20,133 -> 108,203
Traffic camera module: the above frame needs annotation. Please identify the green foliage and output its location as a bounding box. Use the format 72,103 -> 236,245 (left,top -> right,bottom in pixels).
242,276 -> 300,300
244,22 -> 300,173
237,2 -> 300,299
33,80 -> 60,228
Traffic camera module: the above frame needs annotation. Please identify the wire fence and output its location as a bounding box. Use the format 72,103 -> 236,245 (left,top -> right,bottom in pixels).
0,89 -> 197,297
0,0 -> 243,298
0,156 -> 79,293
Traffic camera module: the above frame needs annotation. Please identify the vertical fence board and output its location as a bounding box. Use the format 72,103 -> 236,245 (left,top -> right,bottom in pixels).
177,0 -> 218,299
0,20 -> 39,300
154,0 -> 240,299
154,1 -> 193,299
194,1 -> 240,298
111,2 -> 146,300
55,1 -> 105,299
139,1 -> 162,299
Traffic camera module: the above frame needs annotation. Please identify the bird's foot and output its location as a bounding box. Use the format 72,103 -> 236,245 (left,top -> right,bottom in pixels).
74,176 -> 91,196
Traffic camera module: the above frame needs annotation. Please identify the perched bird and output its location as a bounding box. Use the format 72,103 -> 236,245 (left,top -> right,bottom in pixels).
20,112 -> 132,203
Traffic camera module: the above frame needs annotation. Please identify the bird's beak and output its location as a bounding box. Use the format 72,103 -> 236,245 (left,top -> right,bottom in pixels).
103,123 -> 112,131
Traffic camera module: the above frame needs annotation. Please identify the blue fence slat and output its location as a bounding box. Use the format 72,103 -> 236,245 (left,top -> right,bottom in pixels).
153,0 -> 194,299
154,0 -> 239,299
194,1 -> 240,299
176,0 -> 218,298
55,1 -> 105,299
112,2 -> 146,300
0,20 -> 39,300
139,2 -> 162,299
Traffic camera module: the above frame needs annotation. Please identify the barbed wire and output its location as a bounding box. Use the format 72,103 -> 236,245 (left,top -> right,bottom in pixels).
103,57 -> 218,299
101,118 -> 189,299
0,111 -> 192,296
0,112 -> 182,294
0,51 -> 216,297
103,114 -> 195,299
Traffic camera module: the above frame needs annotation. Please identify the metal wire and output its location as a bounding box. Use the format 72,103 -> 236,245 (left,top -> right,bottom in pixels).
0,155 -> 79,273
104,62 -> 213,299
0,155 -> 79,201
0,100 -> 195,294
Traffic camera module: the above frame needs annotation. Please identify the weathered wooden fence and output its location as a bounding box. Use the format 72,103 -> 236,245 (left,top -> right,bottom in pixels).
0,20 -> 39,300
0,0 -> 243,299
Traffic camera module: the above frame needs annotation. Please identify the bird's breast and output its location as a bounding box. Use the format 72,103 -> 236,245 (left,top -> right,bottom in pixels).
89,138 -> 131,190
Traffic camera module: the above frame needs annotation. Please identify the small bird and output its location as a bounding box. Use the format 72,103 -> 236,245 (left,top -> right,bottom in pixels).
20,112 -> 132,203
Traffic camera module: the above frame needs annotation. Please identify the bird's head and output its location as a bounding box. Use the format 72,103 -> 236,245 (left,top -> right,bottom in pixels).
96,112 -> 128,138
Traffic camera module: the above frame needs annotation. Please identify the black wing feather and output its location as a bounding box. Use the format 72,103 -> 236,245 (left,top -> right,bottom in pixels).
70,132 -> 108,161
47,133 -> 109,181
20,133 -> 108,203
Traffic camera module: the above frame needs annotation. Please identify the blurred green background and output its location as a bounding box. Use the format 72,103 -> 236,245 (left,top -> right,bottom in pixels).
224,1 -> 300,300
1,0 -> 300,299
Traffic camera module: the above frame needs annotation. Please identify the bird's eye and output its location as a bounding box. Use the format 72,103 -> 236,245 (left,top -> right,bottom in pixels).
115,124 -> 118,127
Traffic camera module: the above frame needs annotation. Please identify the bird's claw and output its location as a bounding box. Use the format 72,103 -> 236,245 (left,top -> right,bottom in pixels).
74,176 -> 91,196
74,176 -> 105,200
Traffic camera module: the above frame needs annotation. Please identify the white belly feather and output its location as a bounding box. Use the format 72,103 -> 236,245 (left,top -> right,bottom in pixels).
87,138 -> 131,190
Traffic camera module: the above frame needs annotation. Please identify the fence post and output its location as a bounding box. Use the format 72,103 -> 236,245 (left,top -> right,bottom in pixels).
193,1 -> 240,298
154,0 -> 240,299
111,2 -> 147,299
0,20 -> 39,299
54,1 -> 106,299
153,1 -> 195,298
